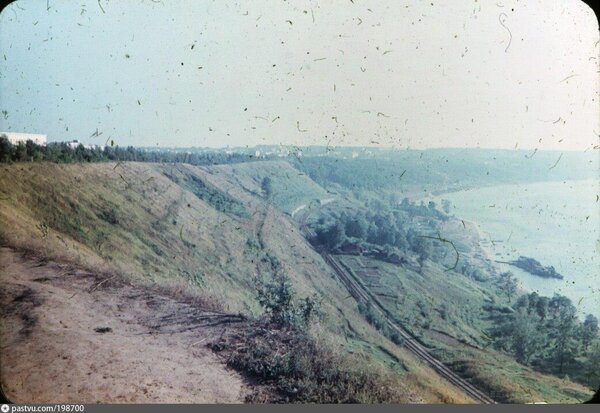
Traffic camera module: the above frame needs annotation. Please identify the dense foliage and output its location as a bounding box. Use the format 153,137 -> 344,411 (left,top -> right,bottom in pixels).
308,195 -> 450,270
291,149 -> 596,193
490,292 -> 600,387
0,136 -> 261,166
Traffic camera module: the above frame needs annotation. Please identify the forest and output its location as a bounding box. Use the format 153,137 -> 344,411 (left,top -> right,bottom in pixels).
490,292 -> 599,387
307,196 -> 489,281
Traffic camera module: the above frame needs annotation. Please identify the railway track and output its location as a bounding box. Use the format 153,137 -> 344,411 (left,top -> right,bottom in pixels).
323,253 -> 496,404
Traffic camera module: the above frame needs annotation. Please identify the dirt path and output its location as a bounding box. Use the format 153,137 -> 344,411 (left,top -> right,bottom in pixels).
0,247 -> 250,403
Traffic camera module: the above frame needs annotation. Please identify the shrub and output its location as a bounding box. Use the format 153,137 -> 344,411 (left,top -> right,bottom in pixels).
256,273 -> 321,328
96,207 -> 119,225
207,272 -> 407,403
219,325 -> 405,403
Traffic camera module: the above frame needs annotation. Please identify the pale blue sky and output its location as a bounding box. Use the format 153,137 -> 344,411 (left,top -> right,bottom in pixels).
0,0 -> 598,149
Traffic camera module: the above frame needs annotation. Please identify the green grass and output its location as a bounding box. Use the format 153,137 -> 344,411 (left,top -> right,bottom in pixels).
209,161 -> 331,214
0,162 -> 260,313
335,254 -> 593,402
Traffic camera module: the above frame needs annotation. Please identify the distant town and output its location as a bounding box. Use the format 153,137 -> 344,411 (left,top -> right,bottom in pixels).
1,132 -> 103,150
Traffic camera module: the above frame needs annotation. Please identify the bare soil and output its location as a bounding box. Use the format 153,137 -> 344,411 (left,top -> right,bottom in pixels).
0,247 -> 252,403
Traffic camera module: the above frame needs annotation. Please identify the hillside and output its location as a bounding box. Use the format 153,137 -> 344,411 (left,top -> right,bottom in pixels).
0,161 -> 473,403
291,149 -> 597,196
207,160 -> 332,215
0,160 -> 594,403
334,254 -> 592,403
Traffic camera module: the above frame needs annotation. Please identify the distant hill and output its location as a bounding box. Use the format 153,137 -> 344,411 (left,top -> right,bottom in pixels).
290,148 -> 597,195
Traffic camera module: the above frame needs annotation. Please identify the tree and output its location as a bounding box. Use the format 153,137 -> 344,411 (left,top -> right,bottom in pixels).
410,234 -> 433,272
534,295 -> 549,321
581,314 -> 599,351
366,222 -> 379,244
257,273 -> 320,328
510,307 -> 544,364
0,135 -> 13,162
25,139 -> 41,161
584,340 -> 600,388
498,272 -> 518,303
491,296 -> 545,365
547,295 -> 580,374
344,213 -> 368,239
257,273 -> 296,327
261,176 -> 273,199
324,221 -> 346,250
15,141 -> 28,161
376,216 -> 397,246
393,227 -> 409,250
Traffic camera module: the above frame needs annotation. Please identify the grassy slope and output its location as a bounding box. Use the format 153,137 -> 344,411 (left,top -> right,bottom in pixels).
195,161 -> 594,403
208,160 -> 331,214
0,161 -> 474,403
335,252 -> 593,403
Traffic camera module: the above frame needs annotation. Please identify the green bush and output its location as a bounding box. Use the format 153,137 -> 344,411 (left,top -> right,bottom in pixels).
207,273 -> 407,402
186,175 -> 249,218
256,273 -> 321,328
223,326 -> 405,403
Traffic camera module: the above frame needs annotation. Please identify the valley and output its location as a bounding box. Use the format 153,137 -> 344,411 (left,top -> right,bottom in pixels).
0,148 -> 598,403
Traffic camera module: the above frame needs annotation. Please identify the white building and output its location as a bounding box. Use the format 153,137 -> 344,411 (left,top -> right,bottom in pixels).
66,140 -> 82,149
65,140 -> 102,150
1,132 -> 47,146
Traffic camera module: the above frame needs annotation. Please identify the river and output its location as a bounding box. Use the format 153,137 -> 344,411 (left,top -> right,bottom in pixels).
431,179 -> 599,317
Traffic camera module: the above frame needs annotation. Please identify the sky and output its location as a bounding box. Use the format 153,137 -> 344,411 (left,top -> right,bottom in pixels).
0,0 -> 598,150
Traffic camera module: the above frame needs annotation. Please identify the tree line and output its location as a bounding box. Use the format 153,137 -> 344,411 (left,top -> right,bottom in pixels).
308,196 -> 451,270
291,150 -> 597,192
490,291 -> 599,387
0,135 -> 261,166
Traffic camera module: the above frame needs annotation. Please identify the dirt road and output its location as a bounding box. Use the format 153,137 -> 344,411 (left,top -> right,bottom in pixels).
0,247 -> 250,403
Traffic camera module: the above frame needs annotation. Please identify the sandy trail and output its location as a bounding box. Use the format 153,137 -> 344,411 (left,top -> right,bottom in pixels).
0,247 -> 250,403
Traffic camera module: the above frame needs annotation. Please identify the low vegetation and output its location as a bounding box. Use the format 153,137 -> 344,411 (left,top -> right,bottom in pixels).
161,168 -> 250,218
210,273 -> 409,403
335,254 -> 594,402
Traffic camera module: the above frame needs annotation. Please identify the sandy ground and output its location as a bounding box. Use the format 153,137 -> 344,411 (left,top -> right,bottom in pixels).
0,247 -> 250,403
